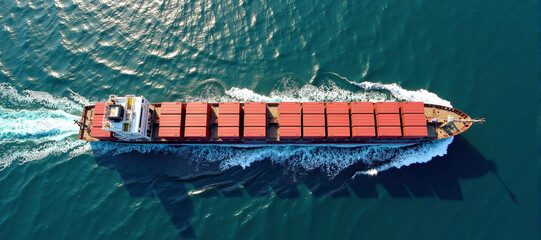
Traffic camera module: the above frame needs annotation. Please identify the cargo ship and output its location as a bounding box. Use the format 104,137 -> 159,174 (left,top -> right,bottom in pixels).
76,95 -> 484,144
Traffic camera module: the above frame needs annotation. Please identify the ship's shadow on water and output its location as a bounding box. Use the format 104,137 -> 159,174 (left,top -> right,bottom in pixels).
91,136 -> 503,239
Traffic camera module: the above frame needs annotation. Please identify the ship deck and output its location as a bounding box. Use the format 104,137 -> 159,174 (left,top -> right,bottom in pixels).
78,102 -> 473,143
424,104 -> 472,139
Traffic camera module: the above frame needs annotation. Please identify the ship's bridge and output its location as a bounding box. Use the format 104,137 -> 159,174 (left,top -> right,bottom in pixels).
102,95 -> 152,141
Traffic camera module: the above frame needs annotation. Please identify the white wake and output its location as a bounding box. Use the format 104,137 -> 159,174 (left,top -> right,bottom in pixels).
89,77 -> 454,178
0,83 -> 89,170
0,78 -> 454,177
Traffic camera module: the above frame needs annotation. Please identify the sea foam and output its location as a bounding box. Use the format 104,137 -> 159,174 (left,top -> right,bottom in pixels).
0,108 -> 79,144
0,79 -> 454,178
0,83 -> 88,113
0,83 -> 87,170
89,77 -> 454,178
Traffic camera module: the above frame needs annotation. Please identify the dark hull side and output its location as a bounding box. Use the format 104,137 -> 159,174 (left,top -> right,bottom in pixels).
87,138 -> 426,145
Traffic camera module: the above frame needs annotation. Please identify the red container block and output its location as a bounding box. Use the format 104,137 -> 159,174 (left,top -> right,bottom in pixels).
161,102 -> 184,115
278,102 -> 301,114
244,127 -> 266,140
90,115 -> 114,140
185,114 -> 209,127
402,126 -> 428,139
350,102 -> 374,114
158,127 -> 183,139
303,127 -> 325,139
374,102 -> 399,114
401,114 -> 427,126
186,102 -> 211,115
90,127 -> 115,140
376,126 -> 402,139
184,127 -> 210,140
400,102 -> 425,114
160,114 -> 182,127
302,102 -> 325,114
351,114 -> 375,127
244,102 -> 267,114
219,102 -> 242,114
327,127 -> 350,139
376,114 -> 401,126
326,114 -> 350,127
218,127 -> 240,140
244,114 -> 266,127
351,127 -> 376,139
279,114 -> 301,126
91,115 -> 104,127
279,127 -> 301,140
303,114 -> 325,127
326,102 -> 349,114
94,102 -> 110,116
219,114 -> 240,127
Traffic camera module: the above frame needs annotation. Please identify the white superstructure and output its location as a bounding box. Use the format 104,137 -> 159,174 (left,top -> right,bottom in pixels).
102,95 -> 152,141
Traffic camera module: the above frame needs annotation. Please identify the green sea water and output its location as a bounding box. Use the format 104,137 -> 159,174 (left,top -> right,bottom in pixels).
0,0 -> 539,239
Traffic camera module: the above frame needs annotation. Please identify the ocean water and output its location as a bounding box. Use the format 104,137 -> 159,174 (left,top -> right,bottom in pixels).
0,0 -> 539,239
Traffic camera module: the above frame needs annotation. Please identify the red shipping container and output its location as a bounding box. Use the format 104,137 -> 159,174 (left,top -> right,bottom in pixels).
401,114 -> 427,126
160,114 -> 182,127
90,127 -> 115,140
158,127 -> 183,139
184,127 -> 210,139
279,114 -> 301,126
243,127 -> 266,140
219,102 -> 242,114
186,102 -> 211,115
351,127 -> 376,139
376,126 -> 402,139
326,114 -> 350,127
402,126 -> 428,139
161,102 -> 184,115
303,127 -> 325,139
351,114 -> 375,126
326,102 -> 349,114
302,102 -> 325,114
376,114 -> 401,126
374,102 -> 399,114
350,102 -> 374,114
244,114 -> 266,127
218,114 -> 240,127
279,127 -> 301,140
244,102 -> 267,114
400,102 -> 425,114
303,114 -> 325,127
94,102 -> 110,116
218,127 -> 241,140
91,115 -> 104,127
185,114 -> 209,127
327,127 -> 350,139
278,102 -> 301,114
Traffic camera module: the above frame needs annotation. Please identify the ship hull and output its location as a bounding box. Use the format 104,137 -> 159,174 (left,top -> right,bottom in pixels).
78,100 -> 474,144
88,140 -> 422,145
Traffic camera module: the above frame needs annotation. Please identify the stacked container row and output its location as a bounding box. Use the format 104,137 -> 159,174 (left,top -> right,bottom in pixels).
218,102 -> 241,140
400,102 -> 428,139
350,102 -> 376,139
325,102 -> 350,139
374,102 -> 402,139
158,102 -> 184,139
184,102 -> 210,140
303,102 -> 326,139
90,102 -> 115,140
243,102 -> 267,140
278,102 -> 301,139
